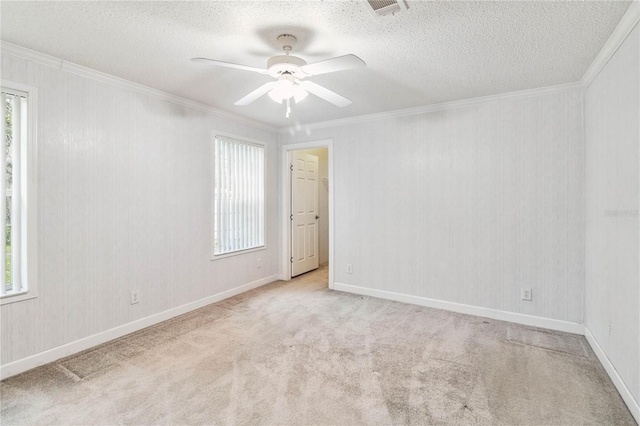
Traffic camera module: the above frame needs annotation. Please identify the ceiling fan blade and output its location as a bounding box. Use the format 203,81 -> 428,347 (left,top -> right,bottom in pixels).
299,81 -> 352,107
234,82 -> 276,106
191,57 -> 268,74
300,54 -> 365,76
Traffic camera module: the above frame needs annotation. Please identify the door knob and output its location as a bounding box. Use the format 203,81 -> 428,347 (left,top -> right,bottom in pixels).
315,215 -> 320,220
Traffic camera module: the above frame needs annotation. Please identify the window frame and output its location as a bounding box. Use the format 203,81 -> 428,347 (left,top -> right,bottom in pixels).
211,132 -> 267,261
0,80 -> 39,305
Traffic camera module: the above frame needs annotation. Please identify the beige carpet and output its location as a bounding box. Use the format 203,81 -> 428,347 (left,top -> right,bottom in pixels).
1,265 -> 635,425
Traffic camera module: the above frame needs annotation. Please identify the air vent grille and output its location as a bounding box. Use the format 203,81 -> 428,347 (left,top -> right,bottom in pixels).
366,0 -> 405,16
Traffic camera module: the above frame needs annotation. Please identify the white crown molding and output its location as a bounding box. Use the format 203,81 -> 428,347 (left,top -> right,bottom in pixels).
584,327 -> 640,423
0,274 -> 280,380
0,41 -> 63,69
4,0 -> 636,136
334,282 -> 585,335
581,0 -> 640,88
281,82 -> 582,134
0,41 -> 279,133
1,40 -> 588,135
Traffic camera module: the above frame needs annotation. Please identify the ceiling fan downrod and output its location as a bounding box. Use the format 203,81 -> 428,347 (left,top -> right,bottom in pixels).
277,34 -> 297,56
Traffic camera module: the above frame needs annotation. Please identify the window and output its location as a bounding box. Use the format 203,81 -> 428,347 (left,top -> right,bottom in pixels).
1,82 -> 37,304
213,134 -> 265,257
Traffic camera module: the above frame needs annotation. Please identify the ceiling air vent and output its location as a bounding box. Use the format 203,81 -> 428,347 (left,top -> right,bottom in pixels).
366,0 -> 407,17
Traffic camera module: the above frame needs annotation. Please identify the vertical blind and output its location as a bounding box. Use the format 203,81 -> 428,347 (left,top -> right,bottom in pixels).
1,89 -> 26,295
213,135 -> 265,255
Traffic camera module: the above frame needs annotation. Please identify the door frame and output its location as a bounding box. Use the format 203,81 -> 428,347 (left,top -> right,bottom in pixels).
281,139 -> 334,288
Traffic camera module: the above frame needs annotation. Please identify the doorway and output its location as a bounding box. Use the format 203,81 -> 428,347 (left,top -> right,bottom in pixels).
281,140 -> 334,287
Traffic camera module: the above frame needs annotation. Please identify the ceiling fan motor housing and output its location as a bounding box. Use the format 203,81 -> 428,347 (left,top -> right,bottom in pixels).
267,55 -> 308,78
277,34 -> 297,50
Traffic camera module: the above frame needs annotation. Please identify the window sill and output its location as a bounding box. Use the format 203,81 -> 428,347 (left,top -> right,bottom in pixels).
0,290 -> 37,305
211,245 -> 266,261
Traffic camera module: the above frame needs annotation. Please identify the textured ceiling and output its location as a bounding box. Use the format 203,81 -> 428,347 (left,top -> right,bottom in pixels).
1,1 -> 632,128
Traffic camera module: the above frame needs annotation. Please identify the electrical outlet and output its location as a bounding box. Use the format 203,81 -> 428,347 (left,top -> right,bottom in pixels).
521,288 -> 532,301
257,258 -> 262,269
130,290 -> 140,305
346,264 -> 353,274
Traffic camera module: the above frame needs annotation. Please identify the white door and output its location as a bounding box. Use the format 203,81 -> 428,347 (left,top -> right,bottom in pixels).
291,151 -> 319,277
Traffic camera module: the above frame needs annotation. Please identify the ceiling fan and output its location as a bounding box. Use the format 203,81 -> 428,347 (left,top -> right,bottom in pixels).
192,34 -> 365,118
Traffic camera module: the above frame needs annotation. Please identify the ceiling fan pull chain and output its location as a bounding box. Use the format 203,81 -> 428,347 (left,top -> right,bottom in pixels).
286,98 -> 291,119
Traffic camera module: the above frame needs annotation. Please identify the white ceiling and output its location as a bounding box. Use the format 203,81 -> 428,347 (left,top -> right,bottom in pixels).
1,1 -> 632,128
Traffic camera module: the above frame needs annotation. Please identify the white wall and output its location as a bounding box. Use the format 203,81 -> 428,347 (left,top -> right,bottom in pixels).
282,88 -> 585,324
0,51 -> 280,365
297,148 -> 329,265
584,23 -> 639,406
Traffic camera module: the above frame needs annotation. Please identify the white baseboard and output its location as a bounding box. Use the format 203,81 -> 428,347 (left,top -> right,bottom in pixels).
584,327 -> 640,423
0,274 -> 279,380
333,282 -> 584,335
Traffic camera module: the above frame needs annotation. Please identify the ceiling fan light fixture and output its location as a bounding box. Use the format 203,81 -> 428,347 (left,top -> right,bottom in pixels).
268,78 -> 295,103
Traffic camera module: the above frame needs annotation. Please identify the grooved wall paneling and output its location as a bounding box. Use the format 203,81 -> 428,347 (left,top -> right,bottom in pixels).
0,53 -> 280,364
585,24 -> 640,403
282,88 -> 585,323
